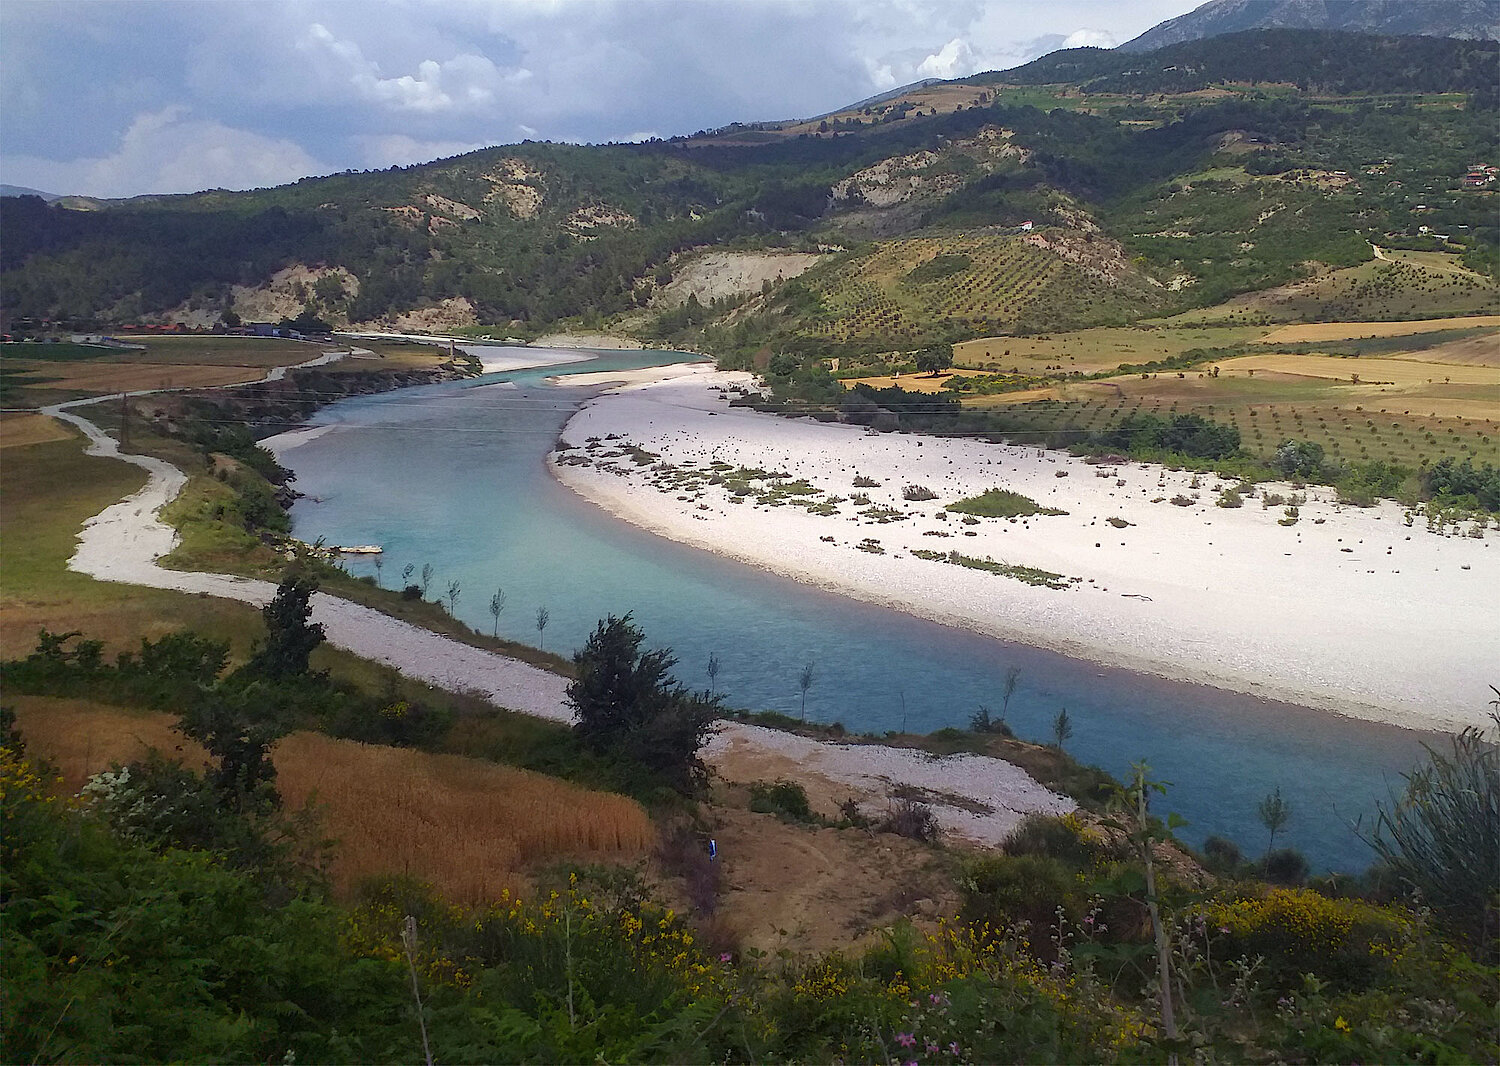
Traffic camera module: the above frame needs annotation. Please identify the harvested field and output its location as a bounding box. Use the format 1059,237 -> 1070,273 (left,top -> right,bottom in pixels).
0,413 -> 71,449
1257,316 -> 1500,345
956,324 -> 1269,375
4,359 -> 275,397
1219,352 -> 1500,388
9,697 -> 654,905
112,335 -> 322,365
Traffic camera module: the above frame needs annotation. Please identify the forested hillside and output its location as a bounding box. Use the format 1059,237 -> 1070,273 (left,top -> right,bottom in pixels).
2,30 -> 1496,344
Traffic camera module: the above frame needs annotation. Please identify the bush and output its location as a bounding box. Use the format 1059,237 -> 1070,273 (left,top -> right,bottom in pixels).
749,779 -> 816,823
902,484 -> 938,501
1263,847 -> 1310,885
1205,887 -> 1412,991
401,584 -> 422,600
1003,812 -> 1100,865
1368,712 -> 1499,948
880,796 -> 939,841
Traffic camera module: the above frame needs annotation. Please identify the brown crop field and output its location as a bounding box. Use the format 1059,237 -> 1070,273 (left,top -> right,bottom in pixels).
1256,316 -> 1500,345
1221,352 -> 1500,388
4,360 -> 274,396
956,324 -> 1271,374
10,698 -> 655,904
0,412 -> 72,448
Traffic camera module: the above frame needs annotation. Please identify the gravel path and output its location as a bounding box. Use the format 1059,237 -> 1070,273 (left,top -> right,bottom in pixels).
40,352 -> 1072,846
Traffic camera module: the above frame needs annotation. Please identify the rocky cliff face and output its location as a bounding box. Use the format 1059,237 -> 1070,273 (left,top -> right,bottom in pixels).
1119,0 -> 1500,52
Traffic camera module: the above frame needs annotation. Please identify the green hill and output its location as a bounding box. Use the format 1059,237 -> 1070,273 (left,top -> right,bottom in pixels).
3,31 -> 1496,347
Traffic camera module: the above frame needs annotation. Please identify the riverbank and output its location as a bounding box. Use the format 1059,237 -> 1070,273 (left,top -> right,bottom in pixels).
40,356 -> 1073,847
551,367 -> 1496,733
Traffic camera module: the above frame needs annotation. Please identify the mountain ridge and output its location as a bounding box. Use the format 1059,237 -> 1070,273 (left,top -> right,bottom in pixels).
1119,0 -> 1500,52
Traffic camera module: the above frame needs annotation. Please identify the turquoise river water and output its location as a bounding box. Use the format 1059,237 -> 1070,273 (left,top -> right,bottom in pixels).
275,347 -> 1439,872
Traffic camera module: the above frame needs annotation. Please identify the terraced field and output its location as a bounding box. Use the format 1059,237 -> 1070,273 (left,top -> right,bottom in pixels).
798,231 -> 1159,345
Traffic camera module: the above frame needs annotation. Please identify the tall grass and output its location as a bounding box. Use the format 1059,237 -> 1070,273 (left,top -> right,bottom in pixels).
11,699 -> 654,905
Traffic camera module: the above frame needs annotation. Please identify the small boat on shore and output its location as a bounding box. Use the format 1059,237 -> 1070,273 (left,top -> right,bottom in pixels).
331,544 -> 383,554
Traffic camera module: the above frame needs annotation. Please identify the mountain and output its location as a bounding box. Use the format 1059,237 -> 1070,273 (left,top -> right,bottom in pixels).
1119,0 -> 1500,52
3,31 -> 1496,348
0,184 -> 62,202
989,28 -> 1500,96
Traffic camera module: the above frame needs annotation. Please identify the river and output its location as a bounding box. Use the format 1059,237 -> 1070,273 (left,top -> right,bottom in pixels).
270,347 -> 1436,872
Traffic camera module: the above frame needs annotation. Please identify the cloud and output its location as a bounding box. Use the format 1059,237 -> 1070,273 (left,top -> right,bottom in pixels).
916,38 -> 977,80
1063,28 -> 1119,49
299,22 -> 530,114
3,107 -> 330,198
352,133 -> 491,168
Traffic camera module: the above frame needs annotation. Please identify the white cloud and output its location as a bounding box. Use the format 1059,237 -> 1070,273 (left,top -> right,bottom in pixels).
916,38 -> 977,80
2,107 -> 329,198
352,133 -> 491,168
299,22 -> 529,114
1063,28 -> 1119,49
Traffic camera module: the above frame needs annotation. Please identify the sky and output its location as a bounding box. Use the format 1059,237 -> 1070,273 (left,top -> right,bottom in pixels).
1,0 -> 1198,199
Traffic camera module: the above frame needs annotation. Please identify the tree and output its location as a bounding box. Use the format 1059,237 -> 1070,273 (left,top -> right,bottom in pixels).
445,579 -> 462,616
1001,665 -> 1021,721
247,574 -> 324,680
401,563 -> 415,588
798,660 -> 816,722
372,556 -> 383,588
420,564 -> 434,598
567,614 -> 719,794
915,343 -> 954,377
1257,785 -> 1292,862
535,606 -> 550,650
488,588 -> 507,637
706,651 -> 721,695
1052,707 -> 1073,750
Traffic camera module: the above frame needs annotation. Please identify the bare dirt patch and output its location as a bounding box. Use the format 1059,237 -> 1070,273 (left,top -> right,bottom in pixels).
701,805 -> 960,956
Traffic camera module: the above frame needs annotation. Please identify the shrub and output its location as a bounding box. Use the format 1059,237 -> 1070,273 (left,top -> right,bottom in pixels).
902,484 -> 938,501
852,474 -> 881,488
946,488 -> 1065,518
1216,487 -> 1244,508
1205,887 -> 1412,990
1201,834 -> 1243,873
1263,847 -> 1310,886
1368,712 -> 1499,948
1002,812 -> 1099,865
749,779 -> 816,823
401,584 -> 422,600
880,796 -> 939,841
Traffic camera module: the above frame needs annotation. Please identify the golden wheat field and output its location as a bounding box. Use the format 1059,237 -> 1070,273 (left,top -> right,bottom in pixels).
10,697 -> 655,903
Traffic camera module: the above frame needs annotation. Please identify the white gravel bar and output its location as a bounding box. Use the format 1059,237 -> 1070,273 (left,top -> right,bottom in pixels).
553,366 -> 1497,734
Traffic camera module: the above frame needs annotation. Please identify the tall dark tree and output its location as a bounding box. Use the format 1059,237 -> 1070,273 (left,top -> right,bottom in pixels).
248,574 -> 325,680
568,613 -> 718,794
